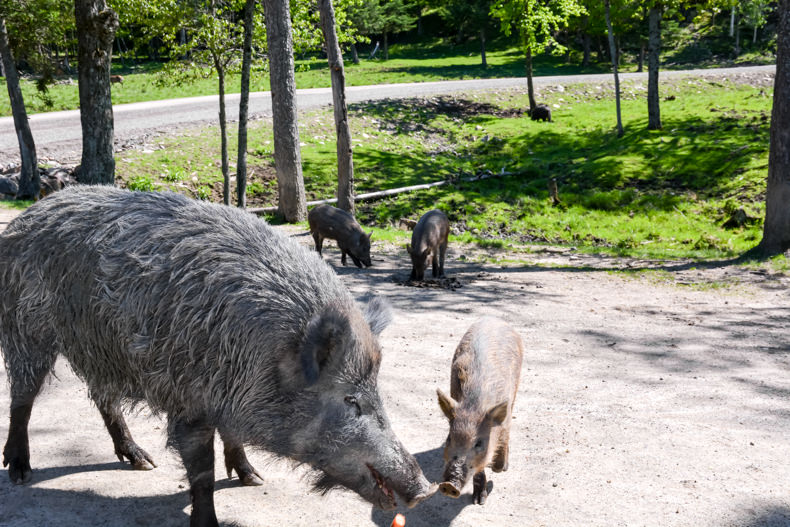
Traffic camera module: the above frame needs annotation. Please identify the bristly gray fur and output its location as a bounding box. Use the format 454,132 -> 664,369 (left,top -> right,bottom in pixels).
0,186 -> 357,453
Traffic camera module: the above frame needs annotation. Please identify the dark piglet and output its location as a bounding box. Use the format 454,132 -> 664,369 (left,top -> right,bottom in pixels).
407,209 -> 449,281
0,187 -> 436,526
437,317 -> 523,505
529,104 -> 552,122
308,204 -> 373,268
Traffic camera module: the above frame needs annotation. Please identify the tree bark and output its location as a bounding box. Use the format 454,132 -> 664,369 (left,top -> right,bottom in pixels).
263,0 -> 306,222
605,0 -> 623,138
350,42 -> 359,64
216,59 -> 229,206
526,47 -> 536,112
319,0 -> 355,214
734,13 -> 740,57
647,5 -> 662,130
74,0 -> 118,184
236,0 -> 256,209
759,0 -> 790,254
480,28 -> 487,68
582,31 -> 591,67
637,41 -> 645,72
0,17 -> 39,199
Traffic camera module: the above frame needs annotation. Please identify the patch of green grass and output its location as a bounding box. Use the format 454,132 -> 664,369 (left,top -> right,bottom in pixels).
114,77 -> 772,260
0,200 -> 33,210
127,174 -> 157,192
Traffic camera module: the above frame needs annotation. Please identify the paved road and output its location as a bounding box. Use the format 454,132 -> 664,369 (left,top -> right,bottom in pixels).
0,64 -> 775,164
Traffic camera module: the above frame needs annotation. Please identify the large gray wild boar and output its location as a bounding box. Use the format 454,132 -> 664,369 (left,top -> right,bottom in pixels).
0,186 -> 435,526
406,209 -> 449,281
308,204 -> 372,268
436,317 -> 523,505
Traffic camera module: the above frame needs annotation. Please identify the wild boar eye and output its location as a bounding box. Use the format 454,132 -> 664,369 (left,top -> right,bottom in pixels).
344,395 -> 362,417
474,440 -> 483,450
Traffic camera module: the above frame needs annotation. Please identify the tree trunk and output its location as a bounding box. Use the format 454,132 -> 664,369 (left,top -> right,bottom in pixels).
605,0 -> 623,138
637,41 -> 645,72
0,17 -> 39,199
647,6 -> 662,130
525,47 -> 536,112
350,42 -> 359,64
75,0 -> 118,184
753,25 -> 758,44
213,59 -> 229,206
734,14 -> 740,57
730,7 -> 735,37
236,0 -> 255,209
319,0 -> 355,214
480,28 -> 487,68
759,0 -> 790,254
582,31 -> 591,67
384,32 -> 389,61
263,0 -> 306,222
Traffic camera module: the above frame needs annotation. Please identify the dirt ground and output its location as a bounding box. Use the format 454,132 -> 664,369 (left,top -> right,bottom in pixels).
1,210 -> 789,527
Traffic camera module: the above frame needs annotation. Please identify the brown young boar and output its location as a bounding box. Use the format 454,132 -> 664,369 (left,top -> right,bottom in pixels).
308,204 -> 372,268
436,317 -> 523,505
406,209 -> 449,280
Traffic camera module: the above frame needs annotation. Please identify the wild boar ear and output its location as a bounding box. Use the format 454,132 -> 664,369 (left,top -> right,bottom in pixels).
437,389 -> 457,421
367,231 -> 373,240
485,401 -> 509,426
363,295 -> 392,336
300,308 -> 349,385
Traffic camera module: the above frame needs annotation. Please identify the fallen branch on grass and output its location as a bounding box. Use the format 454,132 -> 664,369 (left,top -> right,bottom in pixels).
248,169 -> 515,215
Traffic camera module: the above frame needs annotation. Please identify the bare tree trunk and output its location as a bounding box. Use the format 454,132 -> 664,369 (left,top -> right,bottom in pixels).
730,7 -> 735,37
637,41 -> 645,72
384,32 -> 389,61
582,31 -> 591,67
480,28 -> 487,68
647,6 -> 662,130
75,0 -> 118,184
236,0 -> 256,209
263,0 -> 306,222
759,0 -> 790,254
525,47 -> 536,112
215,59 -> 230,206
605,0 -> 623,138
0,17 -> 39,199
753,25 -> 758,43
734,13 -> 741,57
319,0 -> 354,213
350,42 -> 359,64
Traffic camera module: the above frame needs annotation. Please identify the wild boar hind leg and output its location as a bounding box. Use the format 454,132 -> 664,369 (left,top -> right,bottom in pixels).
219,430 -> 263,486
2,349 -> 57,485
169,417 -> 219,527
491,426 -> 510,473
97,400 -> 155,470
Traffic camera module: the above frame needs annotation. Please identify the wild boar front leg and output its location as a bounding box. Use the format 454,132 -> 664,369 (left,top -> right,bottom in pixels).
472,470 -> 488,505
492,426 -> 510,473
219,430 -> 263,486
169,417 -> 218,527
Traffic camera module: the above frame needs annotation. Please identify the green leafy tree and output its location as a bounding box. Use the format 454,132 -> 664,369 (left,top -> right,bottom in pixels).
112,0 -> 264,204
439,0 -> 496,66
380,0 -> 417,60
492,0 -> 586,112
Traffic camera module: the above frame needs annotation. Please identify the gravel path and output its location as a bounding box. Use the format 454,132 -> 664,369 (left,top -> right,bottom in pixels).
1,210 -> 788,527
0,64 -> 776,165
